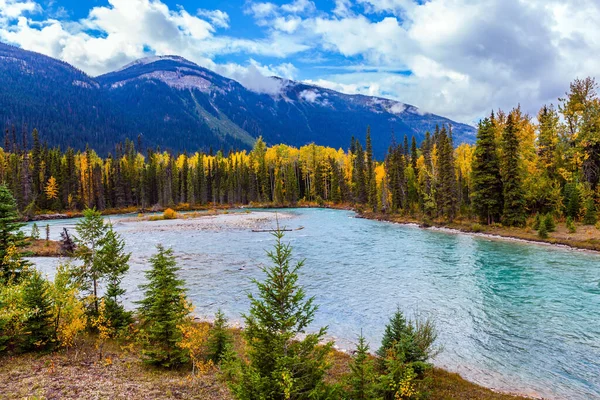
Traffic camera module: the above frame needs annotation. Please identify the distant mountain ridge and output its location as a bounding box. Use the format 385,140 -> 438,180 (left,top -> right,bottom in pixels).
0,42 -> 476,157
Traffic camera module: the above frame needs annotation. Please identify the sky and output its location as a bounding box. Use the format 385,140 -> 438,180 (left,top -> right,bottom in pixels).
0,0 -> 599,125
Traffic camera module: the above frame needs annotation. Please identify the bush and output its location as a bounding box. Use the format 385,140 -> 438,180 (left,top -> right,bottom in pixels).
471,223 -> 483,233
163,208 -> 178,220
566,217 -> 577,233
377,309 -> 439,399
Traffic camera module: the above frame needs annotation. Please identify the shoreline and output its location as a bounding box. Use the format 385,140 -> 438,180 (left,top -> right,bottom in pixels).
27,203 -> 600,253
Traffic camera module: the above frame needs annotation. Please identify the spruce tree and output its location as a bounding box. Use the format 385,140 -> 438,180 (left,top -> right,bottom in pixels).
74,208 -> 108,316
347,332 -> 379,400
0,185 -> 29,284
20,270 -> 55,352
544,214 -> 556,232
538,221 -> 549,238
501,113 -> 526,226
30,223 -> 40,240
472,117 -> 503,224
98,224 -> 132,332
436,127 -> 457,220
533,213 -> 542,230
583,198 -> 598,225
366,128 -> 378,211
229,228 -> 332,399
207,309 -> 232,364
136,245 -> 190,367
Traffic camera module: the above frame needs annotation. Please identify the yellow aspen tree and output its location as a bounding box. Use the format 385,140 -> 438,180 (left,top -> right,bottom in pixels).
45,176 -> 59,200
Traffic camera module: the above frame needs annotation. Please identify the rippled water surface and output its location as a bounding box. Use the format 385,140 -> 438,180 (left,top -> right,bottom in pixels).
29,208 -> 600,399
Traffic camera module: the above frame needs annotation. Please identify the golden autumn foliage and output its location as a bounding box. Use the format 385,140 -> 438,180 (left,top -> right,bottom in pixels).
45,176 -> 59,200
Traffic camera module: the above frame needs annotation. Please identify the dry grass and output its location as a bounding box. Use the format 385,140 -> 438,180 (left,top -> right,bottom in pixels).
0,328 -> 533,400
22,239 -> 62,257
0,337 -> 232,400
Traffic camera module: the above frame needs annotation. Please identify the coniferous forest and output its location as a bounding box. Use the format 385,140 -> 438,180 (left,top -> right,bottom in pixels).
1,78 -> 599,228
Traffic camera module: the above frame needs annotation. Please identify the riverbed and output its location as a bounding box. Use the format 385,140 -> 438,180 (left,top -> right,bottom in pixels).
26,208 -> 600,400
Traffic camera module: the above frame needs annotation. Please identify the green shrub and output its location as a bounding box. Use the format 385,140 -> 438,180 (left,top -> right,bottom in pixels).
471,223 -> 483,233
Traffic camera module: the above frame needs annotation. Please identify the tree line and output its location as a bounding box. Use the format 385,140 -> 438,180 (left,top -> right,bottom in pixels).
0,184 -> 438,399
1,78 -> 600,228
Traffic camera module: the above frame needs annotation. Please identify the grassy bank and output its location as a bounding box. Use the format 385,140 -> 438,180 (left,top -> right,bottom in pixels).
361,211 -> 600,252
0,330 -> 529,400
22,239 -> 63,257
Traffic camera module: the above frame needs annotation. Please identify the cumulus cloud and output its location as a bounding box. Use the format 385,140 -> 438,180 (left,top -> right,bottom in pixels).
0,0 -> 307,76
1,0 -> 599,123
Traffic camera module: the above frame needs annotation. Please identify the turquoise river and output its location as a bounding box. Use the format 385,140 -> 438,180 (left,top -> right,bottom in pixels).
27,208 -> 600,399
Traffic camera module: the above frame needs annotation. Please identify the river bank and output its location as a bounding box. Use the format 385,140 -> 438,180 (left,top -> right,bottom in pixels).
0,329 -> 531,400
27,203 -> 600,253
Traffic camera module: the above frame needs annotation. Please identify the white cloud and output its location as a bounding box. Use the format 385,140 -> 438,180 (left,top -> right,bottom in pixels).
1,0 -> 600,124
299,89 -> 320,102
0,0 -> 39,19
196,8 -> 229,29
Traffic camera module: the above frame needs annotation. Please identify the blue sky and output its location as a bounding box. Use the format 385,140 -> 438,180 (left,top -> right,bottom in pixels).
0,0 -> 599,124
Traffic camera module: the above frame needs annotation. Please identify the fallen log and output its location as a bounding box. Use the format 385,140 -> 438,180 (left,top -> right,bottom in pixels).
251,226 -> 305,232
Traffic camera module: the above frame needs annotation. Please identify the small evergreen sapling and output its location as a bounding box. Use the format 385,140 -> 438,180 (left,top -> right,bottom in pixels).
228,227 -> 333,399
20,270 -> 55,352
98,224 -> 132,333
30,223 -> 40,240
566,217 -> 577,233
136,245 -> 190,367
347,332 -> 379,400
538,221 -> 549,238
544,214 -> 556,232
583,198 -> 598,225
207,309 -> 232,364
532,213 -> 541,230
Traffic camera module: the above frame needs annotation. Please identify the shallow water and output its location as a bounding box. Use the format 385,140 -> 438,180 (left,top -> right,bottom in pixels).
28,208 -> 600,399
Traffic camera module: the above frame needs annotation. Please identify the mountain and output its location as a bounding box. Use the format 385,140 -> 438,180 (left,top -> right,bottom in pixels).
0,42 -> 476,157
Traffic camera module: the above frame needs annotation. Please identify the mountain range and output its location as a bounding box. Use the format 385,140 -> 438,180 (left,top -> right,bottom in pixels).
0,42 -> 476,158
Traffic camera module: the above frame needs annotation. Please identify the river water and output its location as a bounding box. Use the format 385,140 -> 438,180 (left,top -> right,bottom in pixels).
27,208 -> 600,399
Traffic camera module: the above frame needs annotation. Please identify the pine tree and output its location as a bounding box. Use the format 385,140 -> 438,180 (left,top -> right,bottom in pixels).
566,216 -> 577,233
136,245 -> 190,367
544,214 -> 556,232
20,270 -> 55,352
98,224 -> 132,332
347,332 -> 379,400
74,208 -> 108,316
207,309 -> 232,364
538,221 -> 549,238
501,113 -> 526,226
0,185 -> 29,284
436,127 -> 457,220
472,117 -> 503,224
583,198 -> 598,225
30,223 -> 40,240
366,128 -> 378,211
533,213 -> 542,230
410,136 -> 418,169
229,228 -> 332,399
